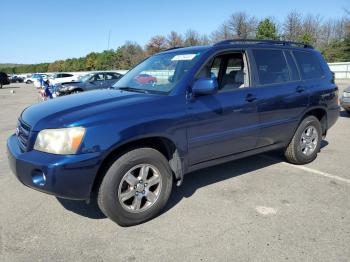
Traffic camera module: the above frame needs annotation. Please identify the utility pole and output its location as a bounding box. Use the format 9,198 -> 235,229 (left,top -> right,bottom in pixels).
107,30 -> 111,50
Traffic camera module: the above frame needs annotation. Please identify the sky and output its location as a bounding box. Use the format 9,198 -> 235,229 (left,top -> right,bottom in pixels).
0,0 -> 349,64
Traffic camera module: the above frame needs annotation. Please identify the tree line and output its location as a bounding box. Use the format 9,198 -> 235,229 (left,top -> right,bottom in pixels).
2,10 -> 349,74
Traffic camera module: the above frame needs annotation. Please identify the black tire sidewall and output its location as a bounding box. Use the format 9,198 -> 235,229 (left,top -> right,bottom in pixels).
292,116 -> 322,164
98,148 -> 173,226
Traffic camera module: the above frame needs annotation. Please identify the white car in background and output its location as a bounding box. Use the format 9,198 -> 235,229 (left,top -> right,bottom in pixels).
23,73 -> 47,84
49,73 -> 79,85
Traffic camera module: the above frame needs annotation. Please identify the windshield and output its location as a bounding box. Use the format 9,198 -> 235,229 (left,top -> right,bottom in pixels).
79,73 -> 94,82
112,51 -> 202,94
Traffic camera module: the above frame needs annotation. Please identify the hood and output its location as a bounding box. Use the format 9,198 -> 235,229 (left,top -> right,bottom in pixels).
21,89 -> 161,131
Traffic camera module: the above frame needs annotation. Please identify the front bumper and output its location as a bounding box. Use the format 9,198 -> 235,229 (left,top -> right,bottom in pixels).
7,134 -> 102,200
340,97 -> 350,111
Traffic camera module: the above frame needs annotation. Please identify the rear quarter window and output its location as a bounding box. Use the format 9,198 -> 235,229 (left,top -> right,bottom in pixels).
293,51 -> 324,80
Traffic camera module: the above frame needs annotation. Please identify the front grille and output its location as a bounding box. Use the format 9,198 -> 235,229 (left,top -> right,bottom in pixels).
16,119 -> 31,151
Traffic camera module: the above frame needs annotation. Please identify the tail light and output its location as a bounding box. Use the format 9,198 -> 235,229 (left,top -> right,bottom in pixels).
331,71 -> 335,84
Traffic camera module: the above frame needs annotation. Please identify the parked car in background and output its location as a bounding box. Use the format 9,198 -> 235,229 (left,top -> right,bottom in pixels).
0,72 -> 10,88
55,72 -> 123,96
22,74 -> 32,84
10,75 -> 24,83
134,73 -> 157,84
340,86 -> 350,114
49,73 -> 78,85
23,73 -> 47,84
7,40 -> 340,226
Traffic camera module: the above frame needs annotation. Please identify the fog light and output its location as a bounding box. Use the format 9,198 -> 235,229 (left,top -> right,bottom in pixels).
32,170 -> 46,186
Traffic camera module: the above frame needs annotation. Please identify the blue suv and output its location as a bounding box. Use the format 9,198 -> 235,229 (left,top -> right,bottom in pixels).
7,40 -> 340,226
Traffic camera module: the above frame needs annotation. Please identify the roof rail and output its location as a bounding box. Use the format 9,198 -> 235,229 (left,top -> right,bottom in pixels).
163,46 -> 184,51
214,39 -> 313,49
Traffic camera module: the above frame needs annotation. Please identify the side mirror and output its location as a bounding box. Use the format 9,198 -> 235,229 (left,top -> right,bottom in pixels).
192,78 -> 218,96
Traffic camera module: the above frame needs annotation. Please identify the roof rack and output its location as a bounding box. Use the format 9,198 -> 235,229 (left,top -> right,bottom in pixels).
214,39 -> 313,49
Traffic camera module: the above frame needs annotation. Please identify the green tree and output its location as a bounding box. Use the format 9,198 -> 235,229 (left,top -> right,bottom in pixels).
298,32 -> 315,45
85,53 -> 97,70
115,42 -> 145,69
321,40 -> 349,62
256,18 -> 278,40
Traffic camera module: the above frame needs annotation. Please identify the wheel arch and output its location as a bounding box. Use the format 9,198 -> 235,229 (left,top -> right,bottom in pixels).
70,88 -> 84,93
91,136 -> 184,196
303,107 -> 328,136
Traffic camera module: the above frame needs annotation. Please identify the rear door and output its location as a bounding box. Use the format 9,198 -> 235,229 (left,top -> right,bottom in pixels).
251,48 -> 309,147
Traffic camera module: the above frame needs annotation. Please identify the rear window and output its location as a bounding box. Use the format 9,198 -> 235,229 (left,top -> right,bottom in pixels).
293,51 -> 324,80
253,49 -> 290,85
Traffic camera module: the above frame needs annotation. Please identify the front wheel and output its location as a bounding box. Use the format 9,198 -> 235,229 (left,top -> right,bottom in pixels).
70,89 -> 82,94
284,116 -> 322,165
98,148 -> 173,226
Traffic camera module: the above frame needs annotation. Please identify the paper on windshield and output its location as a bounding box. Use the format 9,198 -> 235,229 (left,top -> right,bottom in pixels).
171,54 -> 197,61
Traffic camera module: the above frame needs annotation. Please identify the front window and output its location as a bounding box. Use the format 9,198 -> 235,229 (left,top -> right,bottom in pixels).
79,73 -> 94,82
113,51 -> 202,94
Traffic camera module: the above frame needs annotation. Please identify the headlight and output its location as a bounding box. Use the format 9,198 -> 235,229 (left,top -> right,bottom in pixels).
34,127 -> 85,154
343,92 -> 350,98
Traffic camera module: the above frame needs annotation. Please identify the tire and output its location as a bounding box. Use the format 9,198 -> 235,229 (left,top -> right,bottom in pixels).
26,80 -> 32,84
284,116 -> 322,165
97,148 -> 173,226
346,110 -> 350,115
0,83 -> 2,89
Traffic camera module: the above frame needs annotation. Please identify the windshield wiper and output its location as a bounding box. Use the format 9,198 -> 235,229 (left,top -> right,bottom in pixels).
116,87 -> 148,94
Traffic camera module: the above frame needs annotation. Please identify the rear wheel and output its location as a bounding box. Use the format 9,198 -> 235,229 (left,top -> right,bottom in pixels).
0,83 -> 2,89
26,80 -> 32,84
97,148 -> 173,226
284,116 -> 322,165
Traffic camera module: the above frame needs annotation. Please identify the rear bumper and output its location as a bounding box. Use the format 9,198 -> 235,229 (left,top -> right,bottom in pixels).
7,134 -> 102,200
327,106 -> 340,130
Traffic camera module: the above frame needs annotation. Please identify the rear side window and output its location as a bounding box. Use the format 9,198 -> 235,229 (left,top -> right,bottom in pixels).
293,51 -> 324,80
253,49 -> 290,85
62,74 -> 73,78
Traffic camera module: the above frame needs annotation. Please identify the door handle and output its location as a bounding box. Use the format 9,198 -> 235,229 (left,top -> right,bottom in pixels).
296,86 -> 305,93
245,93 -> 257,102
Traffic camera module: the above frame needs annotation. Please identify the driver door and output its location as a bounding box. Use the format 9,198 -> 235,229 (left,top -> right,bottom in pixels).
89,73 -> 105,90
187,51 -> 260,165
